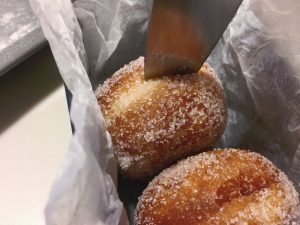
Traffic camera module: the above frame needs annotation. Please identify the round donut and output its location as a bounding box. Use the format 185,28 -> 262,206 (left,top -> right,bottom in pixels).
135,149 -> 299,225
96,57 -> 227,179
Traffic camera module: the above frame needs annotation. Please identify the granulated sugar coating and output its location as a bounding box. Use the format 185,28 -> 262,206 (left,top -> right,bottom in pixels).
135,149 -> 300,225
96,57 -> 227,179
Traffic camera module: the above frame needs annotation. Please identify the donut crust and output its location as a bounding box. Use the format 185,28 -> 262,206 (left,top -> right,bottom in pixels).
96,57 -> 227,179
135,149 -> 300,225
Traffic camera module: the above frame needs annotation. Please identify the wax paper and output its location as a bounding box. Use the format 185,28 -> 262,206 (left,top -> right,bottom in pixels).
29,0 -> 300,224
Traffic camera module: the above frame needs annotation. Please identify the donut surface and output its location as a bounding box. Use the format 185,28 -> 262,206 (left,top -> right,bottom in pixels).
135,149 -> 299,225
96,57 -> 227,179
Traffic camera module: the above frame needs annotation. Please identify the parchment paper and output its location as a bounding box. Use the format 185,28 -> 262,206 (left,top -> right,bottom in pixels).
29,0 -> 300,224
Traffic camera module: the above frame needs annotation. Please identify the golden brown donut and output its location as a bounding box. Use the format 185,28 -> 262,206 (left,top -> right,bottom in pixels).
135,149 -> 300,225
96,57 -> 227,179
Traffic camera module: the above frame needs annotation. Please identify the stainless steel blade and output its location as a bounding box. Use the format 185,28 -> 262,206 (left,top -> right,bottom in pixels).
144,0 -> 243,79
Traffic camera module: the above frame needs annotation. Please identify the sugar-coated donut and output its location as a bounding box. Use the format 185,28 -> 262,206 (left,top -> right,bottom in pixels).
135,149 -> 300,225
96,57 -> 227,179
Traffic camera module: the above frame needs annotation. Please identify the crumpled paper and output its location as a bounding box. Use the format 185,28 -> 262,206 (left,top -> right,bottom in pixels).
209,0 -> 300,183
29,0 -> 300,224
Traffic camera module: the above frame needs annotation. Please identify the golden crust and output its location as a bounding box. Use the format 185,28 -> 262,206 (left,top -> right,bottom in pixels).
96,57 -> 227,179
135,149 -> 300,225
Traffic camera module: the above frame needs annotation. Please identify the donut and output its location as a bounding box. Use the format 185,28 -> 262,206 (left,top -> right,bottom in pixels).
135,149 -> 300,225
96,57 -> 227,179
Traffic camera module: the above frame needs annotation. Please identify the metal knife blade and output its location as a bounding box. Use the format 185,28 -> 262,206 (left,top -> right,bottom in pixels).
144,0 -> 243,79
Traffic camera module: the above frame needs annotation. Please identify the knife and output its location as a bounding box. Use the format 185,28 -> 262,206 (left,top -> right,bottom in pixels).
144,0 -> 243,79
